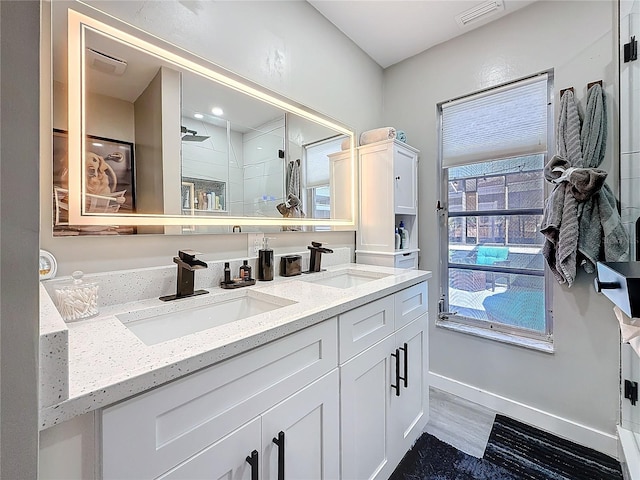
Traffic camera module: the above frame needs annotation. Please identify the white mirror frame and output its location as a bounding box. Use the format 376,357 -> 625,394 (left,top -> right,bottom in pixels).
66,7 -> 356,227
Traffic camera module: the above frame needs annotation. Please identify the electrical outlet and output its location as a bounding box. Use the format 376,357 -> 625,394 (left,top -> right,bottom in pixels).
247,233 -> 264,258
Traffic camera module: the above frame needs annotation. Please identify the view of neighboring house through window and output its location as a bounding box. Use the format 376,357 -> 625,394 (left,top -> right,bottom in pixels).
439,73 -> 552,341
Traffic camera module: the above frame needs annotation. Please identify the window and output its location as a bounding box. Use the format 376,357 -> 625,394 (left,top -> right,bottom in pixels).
303,137 -> 342,226
438,73 -> 552,343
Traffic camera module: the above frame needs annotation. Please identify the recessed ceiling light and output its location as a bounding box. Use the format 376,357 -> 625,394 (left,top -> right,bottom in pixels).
194,113 -> 204,119
257,146 -> 263,150
211,107 -> 224,116
92,142 -> 103,147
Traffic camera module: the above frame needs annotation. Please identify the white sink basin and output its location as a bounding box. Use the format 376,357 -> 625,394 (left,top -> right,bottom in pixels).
301,269 -> 390,289
117,291 -> 294,345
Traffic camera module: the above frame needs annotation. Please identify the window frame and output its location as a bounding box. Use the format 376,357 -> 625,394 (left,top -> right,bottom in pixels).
437,72 -> 555,347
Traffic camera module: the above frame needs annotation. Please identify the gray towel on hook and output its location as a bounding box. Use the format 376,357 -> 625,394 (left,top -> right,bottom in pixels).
577,84 -> 628,271
540,90 -> 582,286
544,156 -> 607,203
287,159 -> 301,200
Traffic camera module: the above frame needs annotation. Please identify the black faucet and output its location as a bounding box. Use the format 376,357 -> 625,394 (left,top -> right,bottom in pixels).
160,250 -> 209,301
307,241 -> 334,273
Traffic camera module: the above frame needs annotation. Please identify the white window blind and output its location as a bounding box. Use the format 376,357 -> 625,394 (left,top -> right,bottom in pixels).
441,74 -> 548,168
305,137 -> 342,187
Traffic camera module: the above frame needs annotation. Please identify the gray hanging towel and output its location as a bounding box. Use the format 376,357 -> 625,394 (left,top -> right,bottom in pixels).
287,159 -> 301,200
540,90 -> 583,286
577,84 -> 628,271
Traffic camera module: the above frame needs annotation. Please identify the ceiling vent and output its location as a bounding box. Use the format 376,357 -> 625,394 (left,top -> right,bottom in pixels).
455,0 -> 504,28
86,48 -> 128,76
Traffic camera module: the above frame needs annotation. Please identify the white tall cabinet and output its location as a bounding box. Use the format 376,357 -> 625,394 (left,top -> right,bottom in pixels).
356,139 -> 420,269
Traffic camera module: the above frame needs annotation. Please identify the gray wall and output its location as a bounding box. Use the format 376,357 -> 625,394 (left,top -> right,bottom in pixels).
40,0 -> 382,275
383,0 -> 620,439
1,1 -> 40,477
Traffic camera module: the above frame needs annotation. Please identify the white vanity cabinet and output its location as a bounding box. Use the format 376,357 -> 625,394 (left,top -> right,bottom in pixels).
42,276 -> 430,480
340,282 -> 428,480
356,139 -> 420,269
102,319 -> 339,480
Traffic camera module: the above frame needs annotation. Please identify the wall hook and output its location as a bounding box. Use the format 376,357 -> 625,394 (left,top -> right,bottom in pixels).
625,35 -> 637,63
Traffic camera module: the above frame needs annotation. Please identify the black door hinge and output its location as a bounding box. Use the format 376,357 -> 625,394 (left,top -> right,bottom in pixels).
624,36 -> 637,63
624,379 -> 638,406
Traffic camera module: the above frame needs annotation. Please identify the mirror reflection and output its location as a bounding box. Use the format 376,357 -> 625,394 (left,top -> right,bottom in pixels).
52,5 -> 355,235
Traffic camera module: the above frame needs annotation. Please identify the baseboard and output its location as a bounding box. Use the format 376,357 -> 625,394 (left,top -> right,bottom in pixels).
618,426 -> 640,480
429,372 -> 619,458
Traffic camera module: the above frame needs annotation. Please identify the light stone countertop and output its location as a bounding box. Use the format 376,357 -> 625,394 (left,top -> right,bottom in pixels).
39,262 -> 431,430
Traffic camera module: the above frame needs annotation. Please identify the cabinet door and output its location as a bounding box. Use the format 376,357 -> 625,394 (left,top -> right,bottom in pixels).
622,343 -> 640,433
102,320 -> 337,479
158,417 -> 260,480
341,335 -> 396,480
389,317 -> 429,463
358,142 -> 395,253
393,146 -> 417,215
262,370 -> 340,480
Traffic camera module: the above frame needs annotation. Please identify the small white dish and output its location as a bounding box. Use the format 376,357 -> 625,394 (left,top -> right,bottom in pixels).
39,249 -> 57,280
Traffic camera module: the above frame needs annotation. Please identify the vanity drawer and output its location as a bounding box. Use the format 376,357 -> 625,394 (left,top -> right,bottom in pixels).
395,251 -> 418,269
339,295 -> 395,363
102,318 -> 338,480
395,281 -> 427,330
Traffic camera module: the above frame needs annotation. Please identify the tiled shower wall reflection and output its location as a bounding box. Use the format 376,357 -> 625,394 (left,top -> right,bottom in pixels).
180,116 -> 285,219
242,117 -> 285,218
621,0 -> 640,260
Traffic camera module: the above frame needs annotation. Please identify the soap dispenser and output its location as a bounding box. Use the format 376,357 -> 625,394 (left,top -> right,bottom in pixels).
258,237 -> 274,281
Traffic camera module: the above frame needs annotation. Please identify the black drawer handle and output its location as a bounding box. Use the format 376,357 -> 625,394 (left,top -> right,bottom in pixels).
391,349 -> 401,396
272,431 -> 285,480
399,342 -> 408,388
246,449 -> 259,480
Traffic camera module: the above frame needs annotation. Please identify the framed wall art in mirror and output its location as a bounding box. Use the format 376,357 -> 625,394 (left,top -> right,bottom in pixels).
52,129 -> 136,236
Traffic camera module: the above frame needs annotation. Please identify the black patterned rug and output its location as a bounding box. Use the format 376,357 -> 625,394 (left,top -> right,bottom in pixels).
484,414 -> 622,480
389,414 -> 623,480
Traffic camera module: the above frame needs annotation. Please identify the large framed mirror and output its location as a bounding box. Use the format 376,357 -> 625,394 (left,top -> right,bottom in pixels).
52,4 -> 356,234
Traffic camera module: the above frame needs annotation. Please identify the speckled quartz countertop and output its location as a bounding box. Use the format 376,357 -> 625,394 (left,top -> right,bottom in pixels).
39,262 -> 431,430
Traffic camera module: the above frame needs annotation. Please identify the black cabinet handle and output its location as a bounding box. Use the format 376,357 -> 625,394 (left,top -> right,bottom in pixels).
391,349 -> 401,396
272,431 -> 285,480
246,449 -> 259,480
399,342 -> 408,388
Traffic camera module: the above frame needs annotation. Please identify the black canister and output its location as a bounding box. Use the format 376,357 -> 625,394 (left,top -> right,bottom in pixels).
280,254 -> 302,277
258,238 -> 274,281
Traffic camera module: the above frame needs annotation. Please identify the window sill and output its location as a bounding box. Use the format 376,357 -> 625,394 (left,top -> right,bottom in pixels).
435,318 -> 554,354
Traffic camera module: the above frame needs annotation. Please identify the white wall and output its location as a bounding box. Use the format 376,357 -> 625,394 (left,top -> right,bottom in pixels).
41,0 -> 381,275
383,0 -> 621,452
2,1 -> 41,477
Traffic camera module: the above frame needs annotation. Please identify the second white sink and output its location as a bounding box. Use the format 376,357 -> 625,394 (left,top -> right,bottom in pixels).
117,290 -> 295,345
301,269 -> 390,289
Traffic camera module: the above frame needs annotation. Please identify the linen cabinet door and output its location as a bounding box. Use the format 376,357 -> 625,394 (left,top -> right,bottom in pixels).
389,316 -> 429,464
261,370 -> 339,480
340,335 -> 396,480
159,417 -> 261,480
393,145 -> 417,215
